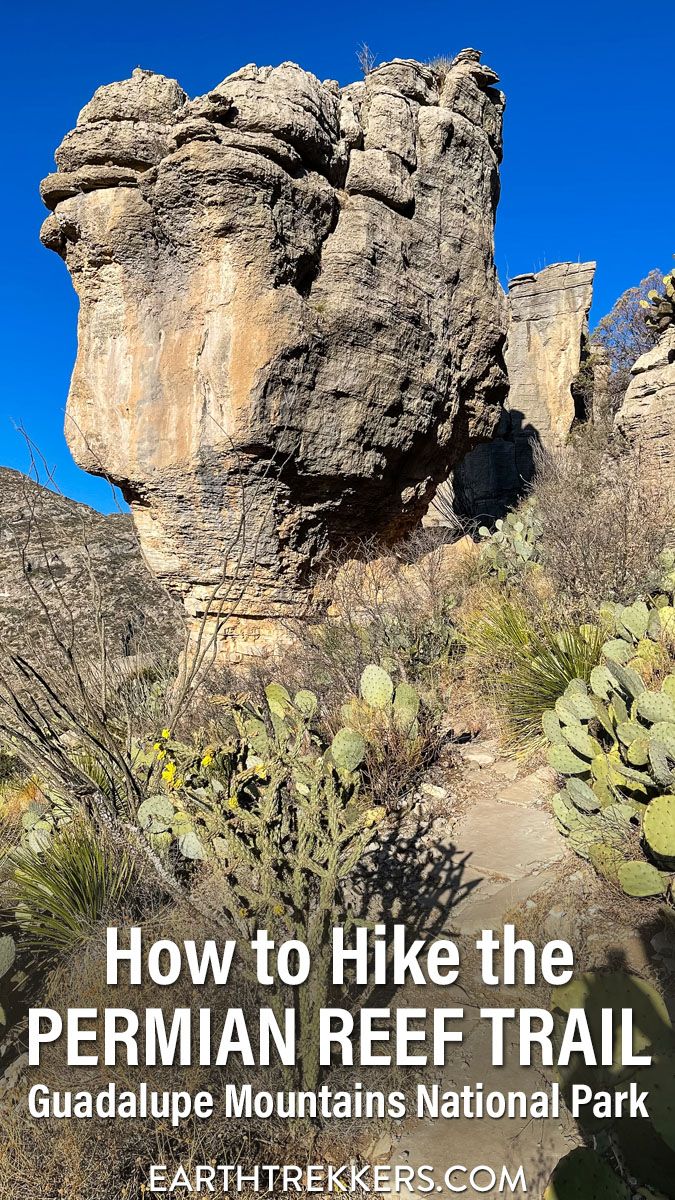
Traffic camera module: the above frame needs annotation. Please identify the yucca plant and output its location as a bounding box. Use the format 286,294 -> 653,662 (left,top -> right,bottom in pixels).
8,820 -> 139,957
464,596 -> 604,753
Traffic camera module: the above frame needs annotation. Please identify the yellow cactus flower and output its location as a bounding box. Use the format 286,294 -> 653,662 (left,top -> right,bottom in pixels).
162,761 -> 177,785
364,806 -> 384,828
227,795 -> 239,810
161,728 -> 171,740
201,751 -> 214,768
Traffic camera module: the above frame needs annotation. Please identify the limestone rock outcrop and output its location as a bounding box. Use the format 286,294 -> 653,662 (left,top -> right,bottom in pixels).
447,261 -> 596,518
505,261 -> 596,455
40,52 -> 508,657
615,327 -> 675,487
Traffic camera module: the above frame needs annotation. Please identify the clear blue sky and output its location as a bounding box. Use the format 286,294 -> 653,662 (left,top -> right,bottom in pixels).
2,0 -> 673,511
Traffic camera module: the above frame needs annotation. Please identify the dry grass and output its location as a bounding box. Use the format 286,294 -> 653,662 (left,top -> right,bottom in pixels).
531,438 -> 675,619
0,887 -> 395,1200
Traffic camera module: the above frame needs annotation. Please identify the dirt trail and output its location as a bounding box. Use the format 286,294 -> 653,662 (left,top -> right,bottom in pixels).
386,738 -> 580,1196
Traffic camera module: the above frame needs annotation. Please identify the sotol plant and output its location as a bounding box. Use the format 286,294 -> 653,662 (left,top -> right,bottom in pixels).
465,595 -> 604,753
9,822 -> 140,957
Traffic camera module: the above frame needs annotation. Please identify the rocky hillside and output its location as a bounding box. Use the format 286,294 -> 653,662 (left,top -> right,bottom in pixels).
0,468 -> 183,662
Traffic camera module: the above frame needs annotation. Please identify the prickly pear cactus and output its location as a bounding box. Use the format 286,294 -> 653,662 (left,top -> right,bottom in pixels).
643,794 -> 675,870
538,652 -> 675,897
641,268 -> 675,334
360,665 -> 395,709
393,682 -> 420,734
478,497 -> 542,582
544,1148 -> 630,1200
617,859 -> 665,897
341,665 -> 423,751
330,727 -> 367,774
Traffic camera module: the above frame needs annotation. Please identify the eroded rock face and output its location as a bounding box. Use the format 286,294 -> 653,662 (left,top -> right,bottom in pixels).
615,328 -> 675,487
505,261 -> 596,456
445,261 -> 596,519
40,53 -> 508,657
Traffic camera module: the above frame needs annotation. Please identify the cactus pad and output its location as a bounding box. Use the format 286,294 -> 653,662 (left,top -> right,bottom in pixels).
542,710 -> 566,745
590,664 -> 613,700
330,727 -> 366,774
617,860 -> 665,897
643,794 -> 675,868
637,691 -> 675,726
616,719 -> 642,746
544,1147 -> 630,1200
649,741 -> 675,789
603,638 -> 633,664
360,664 -> 394,709
565,777 -> 600,814
627,735 -> 650,766
548,744 -> 589,776
588,842 -> 624,881
561,723 -> 598,760
137,795 -> 175,834
616,600 -> 650,642
265,682 -> 293,717
606,660 -> 646,698
294,689 -> 318,718
393,682 -> 420,733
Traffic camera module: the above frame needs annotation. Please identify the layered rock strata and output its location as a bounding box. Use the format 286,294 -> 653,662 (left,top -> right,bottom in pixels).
0,468 -> 182,663
40,52 -> 508,657
615,327 -> 675,488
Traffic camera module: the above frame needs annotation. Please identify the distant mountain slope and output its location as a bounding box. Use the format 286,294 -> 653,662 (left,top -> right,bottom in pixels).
0,468 -> 183,663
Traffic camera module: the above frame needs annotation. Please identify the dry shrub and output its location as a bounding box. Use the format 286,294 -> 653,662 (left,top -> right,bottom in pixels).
0,893 -> 392,1200
532,438 -> 674,618
284,530 -> 475,699
275,532 -> 479,804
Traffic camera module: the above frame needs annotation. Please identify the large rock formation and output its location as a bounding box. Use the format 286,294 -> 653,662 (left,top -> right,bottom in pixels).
40,52 -> 508,658
615,327 -> 675,487
445,261 -> 596,518
0,468 -> 183,663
